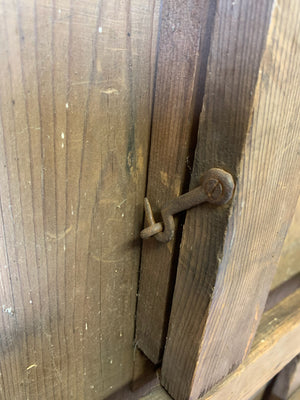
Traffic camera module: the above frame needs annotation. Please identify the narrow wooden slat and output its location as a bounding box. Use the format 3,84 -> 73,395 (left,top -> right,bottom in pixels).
161,0 -> 300,398
136,0 -> 218,363
141,289 -> 300,400
0,0 -> 160,398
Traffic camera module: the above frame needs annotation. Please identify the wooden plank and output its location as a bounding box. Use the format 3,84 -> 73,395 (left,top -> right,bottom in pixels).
200,290 -> 300,400
266,356 -> 300,400
0,0 -> 160,398
136,0 -> 218,363
290,361 -> 300,399
161,0 -> 300,398
271,196 -> 300,290
140,386 -> 170,400
265,273 -> 300,312
289,388 -> 300,400
141,289 -> 300,400
250,389 -> 268,400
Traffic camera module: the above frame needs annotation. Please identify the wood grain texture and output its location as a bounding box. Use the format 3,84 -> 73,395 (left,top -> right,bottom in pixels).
0,0 -> 160,398
271,197 -> 300,290
136,0 -> 218,364
141,289 -> 300,400
161,0 -> 300,398
266,356 -> 300,400
265,273 -> 300,313
200,290 -> 300,400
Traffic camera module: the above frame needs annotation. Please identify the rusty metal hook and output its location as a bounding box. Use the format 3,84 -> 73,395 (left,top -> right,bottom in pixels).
140,168 -> 235,243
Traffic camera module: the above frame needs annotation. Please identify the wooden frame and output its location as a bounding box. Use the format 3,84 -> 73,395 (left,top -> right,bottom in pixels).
136,0 -> 216,364
0,0 -> 299,398
136,0 -> 300,399
160,0 -> 300,398
141,289 -> 300,400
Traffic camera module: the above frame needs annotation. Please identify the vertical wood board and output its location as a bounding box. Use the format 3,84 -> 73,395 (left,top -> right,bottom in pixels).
0,0 -> 160,398
162,0 -> 300,399
136,0 -> 218,364
141,289 -> 300,400
271,196 -> 300,290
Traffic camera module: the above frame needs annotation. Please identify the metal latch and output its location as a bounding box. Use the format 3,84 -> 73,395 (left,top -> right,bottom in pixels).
140,168 -> 235,243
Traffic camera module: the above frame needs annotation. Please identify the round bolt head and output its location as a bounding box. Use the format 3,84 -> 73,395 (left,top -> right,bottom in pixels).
202,168 -> 235,205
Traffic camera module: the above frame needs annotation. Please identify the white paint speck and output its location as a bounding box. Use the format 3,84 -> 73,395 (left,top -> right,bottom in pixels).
2,305 -> 14,315
65,103 -> 69,109
29,300 -> 33,304
119,332 -> 123,337
61,132 -> 65,139
109,359 -> 113,364
61,143 -> 64,148
90,385 -> 94,389
121,213 -> 124,218
58,9 -> 61,14
98,26 -> 102,33
64,245 -> 66,252
4,265 -> 7,269
85,322 -> 88,330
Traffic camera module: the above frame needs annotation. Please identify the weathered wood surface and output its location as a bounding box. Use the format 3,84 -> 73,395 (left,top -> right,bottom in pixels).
250,389 -> 267,400
290,360 -> 300,399
140,386 -> 170,400
289,388 -> 300,400
266,356 -> 300,400
136,0 -> 217,364
271,197 -> 300,290
265,273 -> 300,313
0,0 -> 159,398
161,0 -> 300,398
141,289 -> 300,400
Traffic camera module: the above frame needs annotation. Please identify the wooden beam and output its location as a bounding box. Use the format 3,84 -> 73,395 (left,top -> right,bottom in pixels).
271,196 -> 300,290
289,388 -> 300,400
161,0 -> 300,398
140,289 -> 300,400
265,273 -> 300,312
136,0 -> 218,364
0,0 -> 160,398
265,356 -> 300,400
